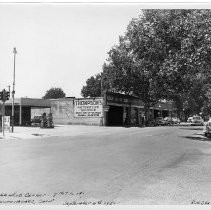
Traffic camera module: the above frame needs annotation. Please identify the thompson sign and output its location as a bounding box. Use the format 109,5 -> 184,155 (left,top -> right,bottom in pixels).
74,99 -> 103,117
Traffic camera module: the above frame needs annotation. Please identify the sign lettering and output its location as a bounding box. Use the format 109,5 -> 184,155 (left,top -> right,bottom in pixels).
2,116 -> 10,132
74,99 -> 103,118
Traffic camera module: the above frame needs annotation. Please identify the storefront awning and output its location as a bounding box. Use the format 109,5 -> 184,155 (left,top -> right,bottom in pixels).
2,98 -> 51,108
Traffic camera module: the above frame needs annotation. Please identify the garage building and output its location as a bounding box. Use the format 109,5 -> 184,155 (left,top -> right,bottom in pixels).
0,98 -> 51,126
31,92 -> 174,126
1,92 -> 174,127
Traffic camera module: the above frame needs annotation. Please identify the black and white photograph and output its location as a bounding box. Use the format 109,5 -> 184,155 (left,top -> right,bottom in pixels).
1,1 -> 211,208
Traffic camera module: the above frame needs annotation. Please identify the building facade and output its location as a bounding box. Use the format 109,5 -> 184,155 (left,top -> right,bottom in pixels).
0,98 -> 51,126
32,92 -> 174,126
103,92 -> 173,126
1,93 -> 174,127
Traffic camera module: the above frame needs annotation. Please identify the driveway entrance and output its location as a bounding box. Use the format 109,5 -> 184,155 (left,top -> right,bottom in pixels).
107,106 -> 124,126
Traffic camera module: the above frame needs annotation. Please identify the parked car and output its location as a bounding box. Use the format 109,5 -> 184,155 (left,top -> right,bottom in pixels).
31,116 -> 42,126
172,117 -> 181,124
203,119 -> 211,138
187,117 -> 193,123
155,117 -> 166,126
190,115 -> 204,126
163,117 -> 174,125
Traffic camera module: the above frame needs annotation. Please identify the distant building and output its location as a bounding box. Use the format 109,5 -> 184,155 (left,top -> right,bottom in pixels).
0,98 -> 51,126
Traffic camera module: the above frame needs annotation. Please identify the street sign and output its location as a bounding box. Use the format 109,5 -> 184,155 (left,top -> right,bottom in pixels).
2,116 -> 10,132
4,116 -> 10,131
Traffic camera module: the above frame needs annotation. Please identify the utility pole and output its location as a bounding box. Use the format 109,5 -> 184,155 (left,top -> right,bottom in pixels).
101,72 -> 103,97
12,47 -> 17,133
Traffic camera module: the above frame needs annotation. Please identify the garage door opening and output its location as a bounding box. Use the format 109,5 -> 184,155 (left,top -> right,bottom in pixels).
107,106 -> 124,126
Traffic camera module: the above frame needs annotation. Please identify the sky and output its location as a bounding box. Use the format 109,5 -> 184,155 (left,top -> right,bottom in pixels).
0,3 -> 144,98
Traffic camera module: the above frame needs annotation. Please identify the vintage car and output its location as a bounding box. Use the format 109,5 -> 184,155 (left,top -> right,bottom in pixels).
172,117 -> 181,124
163,117 -> 174,125
187,117 -> 193,123
190,116 -> 204,126
154,117 -> 167,126
163,117 -> 180,125
203,119 -> 211,138
31,115 -> 42,126
164,117 -> 173,125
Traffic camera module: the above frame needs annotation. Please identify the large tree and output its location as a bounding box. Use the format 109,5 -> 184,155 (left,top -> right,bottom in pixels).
43,87 -> 66,99
107,9 -> 211,118
101,12 -> 167,121
201,84 -> 211,119
154,10 -> 211,117
82,9 -> 211,118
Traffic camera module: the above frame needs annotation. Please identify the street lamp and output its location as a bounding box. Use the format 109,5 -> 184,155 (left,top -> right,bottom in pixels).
12,47 -> 17,132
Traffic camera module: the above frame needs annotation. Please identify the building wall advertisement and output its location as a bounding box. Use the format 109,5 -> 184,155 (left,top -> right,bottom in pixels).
74,99 -> 103,117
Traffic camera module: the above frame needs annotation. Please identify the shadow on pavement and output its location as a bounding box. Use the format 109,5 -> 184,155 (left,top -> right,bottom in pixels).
180,127 -> 203,131
32,134 -> 45,137
182,135 -> 211,142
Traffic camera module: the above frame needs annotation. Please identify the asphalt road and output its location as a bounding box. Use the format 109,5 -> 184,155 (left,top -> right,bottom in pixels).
0,125 -> 211,205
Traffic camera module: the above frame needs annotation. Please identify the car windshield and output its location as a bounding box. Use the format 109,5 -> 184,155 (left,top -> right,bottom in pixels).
193,116 -> 201,120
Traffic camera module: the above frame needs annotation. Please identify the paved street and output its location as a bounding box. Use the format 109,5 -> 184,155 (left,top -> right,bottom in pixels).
0,125 -> 211,205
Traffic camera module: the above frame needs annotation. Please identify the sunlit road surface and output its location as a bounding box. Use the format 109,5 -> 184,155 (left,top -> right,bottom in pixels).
0,125 -> 211,205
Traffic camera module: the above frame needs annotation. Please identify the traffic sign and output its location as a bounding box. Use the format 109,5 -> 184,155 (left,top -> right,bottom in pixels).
2,116 -> 10,132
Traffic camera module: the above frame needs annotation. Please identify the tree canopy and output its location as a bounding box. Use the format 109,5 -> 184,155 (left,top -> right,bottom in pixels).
43,87 -> 66,99
81,74 -> 101,98
81,9 -> 211,118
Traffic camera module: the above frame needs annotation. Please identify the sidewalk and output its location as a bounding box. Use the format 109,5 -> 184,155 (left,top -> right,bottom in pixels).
0,124 -> 137,140
0,126 -> 54,140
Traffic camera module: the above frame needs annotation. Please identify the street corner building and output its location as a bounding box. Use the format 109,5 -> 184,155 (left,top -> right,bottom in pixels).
31,92 -> 174,127
0,92 -> 174,127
